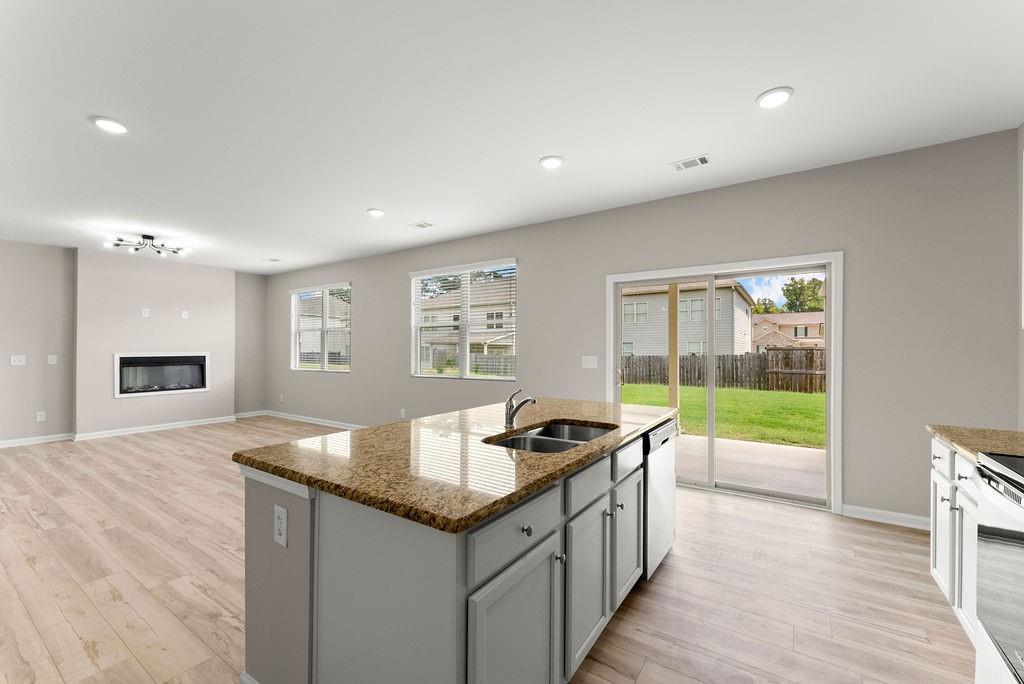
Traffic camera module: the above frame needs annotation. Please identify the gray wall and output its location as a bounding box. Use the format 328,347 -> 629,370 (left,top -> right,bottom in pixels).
235,272 -> 268,413
0,239 -> 76,441
74,249 -> 236,435
265,130 -> 1020,517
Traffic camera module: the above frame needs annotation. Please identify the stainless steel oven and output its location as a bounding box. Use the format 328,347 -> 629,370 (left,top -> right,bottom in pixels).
976,452 -> 1024,683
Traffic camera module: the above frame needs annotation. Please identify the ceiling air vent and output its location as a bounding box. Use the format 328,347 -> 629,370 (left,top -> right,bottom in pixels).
668,155 -> 710,172
408,220 -> 433,229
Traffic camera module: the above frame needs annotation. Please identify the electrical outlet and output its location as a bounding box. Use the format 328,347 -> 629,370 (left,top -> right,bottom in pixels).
181,310 -> 189,319
47,355 -> 58,365
9,355 -> 26,366
400,408 -> 406,419
141,308 -> 150,318
279,394 -> 285,403
36,411 -> 46,422
581,355 -> 598,369
273,504 -> 288,547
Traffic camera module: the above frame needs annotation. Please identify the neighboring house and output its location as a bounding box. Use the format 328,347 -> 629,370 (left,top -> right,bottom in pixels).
751,311 -> 825,351
621,280 -> 754,356
415,281 -> 516,367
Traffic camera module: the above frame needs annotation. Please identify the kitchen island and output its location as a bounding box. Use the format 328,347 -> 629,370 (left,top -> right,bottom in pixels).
234,398 -> 677,684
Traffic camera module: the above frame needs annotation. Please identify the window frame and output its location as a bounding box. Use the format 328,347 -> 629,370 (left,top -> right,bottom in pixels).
678,298 -> 689,322
621,342 -> 634,356
289,281 -> 352,373
622,301 -> 635,323
690,297 -> 706,322
409,258 -> 517,381
794,325 -> 809,337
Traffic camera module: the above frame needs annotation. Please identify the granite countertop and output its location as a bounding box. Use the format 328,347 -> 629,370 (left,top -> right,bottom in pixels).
233,398 -> 677,533
926,424 -> 1024,462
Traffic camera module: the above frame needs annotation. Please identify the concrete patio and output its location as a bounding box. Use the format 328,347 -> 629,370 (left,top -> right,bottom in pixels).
675,433 -> 826,502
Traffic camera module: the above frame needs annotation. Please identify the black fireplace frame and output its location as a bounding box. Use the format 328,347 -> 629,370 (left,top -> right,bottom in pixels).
114,353 -> 210,398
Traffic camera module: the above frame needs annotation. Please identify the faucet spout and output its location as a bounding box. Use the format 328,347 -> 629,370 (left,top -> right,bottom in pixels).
504,389 -> 537,429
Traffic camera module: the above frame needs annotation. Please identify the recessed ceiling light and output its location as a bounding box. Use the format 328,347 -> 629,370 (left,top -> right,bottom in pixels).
756,86 -> 793,109
366,208 -> 386,218
539,155 -> 564,170
89,116 -> 130,135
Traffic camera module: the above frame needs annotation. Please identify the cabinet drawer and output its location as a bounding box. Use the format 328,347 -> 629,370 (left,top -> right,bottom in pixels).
467,485 -> 561,588
565,456 -> 612,517
931,438 -> 953,480
954,453 -> 979,503
611,440 -> 642,483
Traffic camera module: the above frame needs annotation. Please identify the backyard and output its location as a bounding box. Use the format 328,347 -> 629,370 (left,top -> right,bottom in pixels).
621,383 -> 825,448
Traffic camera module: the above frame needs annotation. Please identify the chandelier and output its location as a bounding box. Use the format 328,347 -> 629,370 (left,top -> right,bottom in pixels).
103,234 -> 192,257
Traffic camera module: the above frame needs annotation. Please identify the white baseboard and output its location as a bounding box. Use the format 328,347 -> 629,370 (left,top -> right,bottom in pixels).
239,673 -> 259,684
0,432 -> 74,449
234,410 -> 269,418
263,410 -> 365,431
73,415 -> 236,441
842,504 -> 929,531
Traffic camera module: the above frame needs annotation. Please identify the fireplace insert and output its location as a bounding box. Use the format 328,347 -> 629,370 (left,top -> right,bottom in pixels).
115,354 -> 208,397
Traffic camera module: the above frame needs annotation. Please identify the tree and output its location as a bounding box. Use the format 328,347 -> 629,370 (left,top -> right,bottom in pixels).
781,277 -> 825,312
751,298 -> 780,314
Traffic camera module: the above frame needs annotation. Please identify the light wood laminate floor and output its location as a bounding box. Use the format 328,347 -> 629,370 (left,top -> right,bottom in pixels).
1,417 -> 973,683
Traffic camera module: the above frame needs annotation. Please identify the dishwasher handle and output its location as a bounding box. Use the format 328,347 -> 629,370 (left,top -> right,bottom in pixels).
645,420 -> 677,454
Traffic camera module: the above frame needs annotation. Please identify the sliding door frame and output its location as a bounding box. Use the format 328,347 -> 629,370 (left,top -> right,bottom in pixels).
605,251 -> 844,514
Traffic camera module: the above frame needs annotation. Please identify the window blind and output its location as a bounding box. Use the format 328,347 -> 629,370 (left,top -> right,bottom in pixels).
292,283 -> 351,371
411,260 -> 516,379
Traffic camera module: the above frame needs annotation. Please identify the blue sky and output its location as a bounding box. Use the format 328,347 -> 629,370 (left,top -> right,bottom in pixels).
736,272 -> 825,306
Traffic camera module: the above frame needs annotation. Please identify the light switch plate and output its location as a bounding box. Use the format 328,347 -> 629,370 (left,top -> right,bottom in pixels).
9,355 -> 26,366
581,355 -> 598,369
36,411 -> 46,422
273,504 -> 288,548
181,310 -> 189,319
47,355 -> 58,365
141,308 -> 150,318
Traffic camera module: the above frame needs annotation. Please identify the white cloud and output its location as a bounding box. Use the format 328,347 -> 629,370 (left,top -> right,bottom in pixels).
737,272 -> 825,306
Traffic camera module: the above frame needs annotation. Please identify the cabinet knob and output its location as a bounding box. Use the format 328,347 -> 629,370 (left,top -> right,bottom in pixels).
555,553 -> 566,564
957,474 -> 970,481
932,455 -> 942,461
617,502 -> 625,510
604,510 -> 615,518
939,495 -> 949,503
521,524 -> 533,537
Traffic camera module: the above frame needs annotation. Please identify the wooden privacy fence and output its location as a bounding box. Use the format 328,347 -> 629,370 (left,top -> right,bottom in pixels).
621,348 -> 826,393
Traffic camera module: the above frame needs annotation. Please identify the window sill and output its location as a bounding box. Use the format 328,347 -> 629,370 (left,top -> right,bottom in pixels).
290,367 -> 351,374
411,374 -> 516,382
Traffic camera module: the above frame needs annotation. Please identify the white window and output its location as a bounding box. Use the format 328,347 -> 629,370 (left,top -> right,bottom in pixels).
622,301 -> 648,324
686,341 -> 704,355
291,283 -> 351,372
622,342 -> 633,356
690,298 -> 705,322
794,326 -> 808,337
678,299 -> 689,322
715,296 -> 722,320
411,259 -> 516,380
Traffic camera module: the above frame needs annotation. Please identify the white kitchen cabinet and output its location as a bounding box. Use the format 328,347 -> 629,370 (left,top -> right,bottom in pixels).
565,492 -> 611,679
611,468 -> 644,609
953,490 -> 979,644
468,531 -> 563,684
930,467 -> 953,602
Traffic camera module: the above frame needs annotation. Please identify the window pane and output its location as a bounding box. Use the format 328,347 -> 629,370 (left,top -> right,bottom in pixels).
326,329 -> 350,371
413,273 -> 463,376
326,286 -> 351,329
469,265 -> 516,379
297,290 -> 323,330
636,302 -> 647,323
297,330 -> 323,369
623,302 -> 634,322
679,299 -> 688,322
691,298 -> 705,321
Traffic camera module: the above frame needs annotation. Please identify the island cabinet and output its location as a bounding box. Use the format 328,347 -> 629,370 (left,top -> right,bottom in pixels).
928,436 -> 979,645
611,467 -> 644,609
564,492 -> 612,678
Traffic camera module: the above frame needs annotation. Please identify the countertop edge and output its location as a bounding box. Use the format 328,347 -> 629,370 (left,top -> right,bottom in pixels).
233,408 -> 676,534
926,423 -> 1024,462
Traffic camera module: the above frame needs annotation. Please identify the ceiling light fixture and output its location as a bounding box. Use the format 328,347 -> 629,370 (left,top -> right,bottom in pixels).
539,155 -> 564,170
366,208 -> 386,218
105,234 -> 190,256
89,116 -> 130,135
756,86 -> 793,109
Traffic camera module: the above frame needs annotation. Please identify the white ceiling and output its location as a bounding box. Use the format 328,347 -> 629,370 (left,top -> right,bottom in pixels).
2,1 -> 1022,274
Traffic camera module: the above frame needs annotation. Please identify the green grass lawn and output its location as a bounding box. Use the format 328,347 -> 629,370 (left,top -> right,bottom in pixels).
621,384 -> 825,448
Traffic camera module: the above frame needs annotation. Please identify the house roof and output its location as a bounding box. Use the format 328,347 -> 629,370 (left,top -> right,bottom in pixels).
752,311 -> 824,326
622,279 -> 755,307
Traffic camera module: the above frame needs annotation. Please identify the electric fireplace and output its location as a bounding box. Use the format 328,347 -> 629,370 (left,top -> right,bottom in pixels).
114,353 -> 209,398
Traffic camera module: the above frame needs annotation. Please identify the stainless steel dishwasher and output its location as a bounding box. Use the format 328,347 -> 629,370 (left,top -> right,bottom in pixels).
643,419 -> 677,579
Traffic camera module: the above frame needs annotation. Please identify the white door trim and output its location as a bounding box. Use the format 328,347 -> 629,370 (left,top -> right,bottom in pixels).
605,250 -> 844,514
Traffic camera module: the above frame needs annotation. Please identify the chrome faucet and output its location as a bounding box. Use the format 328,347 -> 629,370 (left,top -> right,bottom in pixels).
504,388 -> 536,429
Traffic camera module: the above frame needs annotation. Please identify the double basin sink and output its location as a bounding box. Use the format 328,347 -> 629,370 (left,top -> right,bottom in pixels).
488,422 -> 614,453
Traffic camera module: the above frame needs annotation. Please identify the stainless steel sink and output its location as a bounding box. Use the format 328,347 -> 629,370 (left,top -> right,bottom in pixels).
528,423 -> 612,442
490,435 -> 579,453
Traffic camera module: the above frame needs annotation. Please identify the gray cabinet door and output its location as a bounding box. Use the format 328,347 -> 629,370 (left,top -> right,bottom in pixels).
612,468 -> 644,609
468,531 -> 563,684
565,492 -> 611,679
